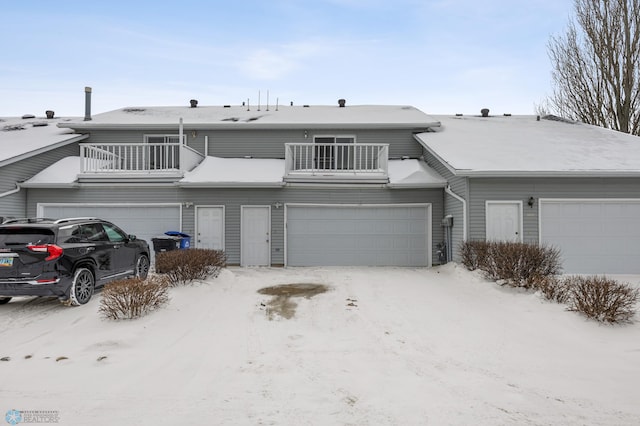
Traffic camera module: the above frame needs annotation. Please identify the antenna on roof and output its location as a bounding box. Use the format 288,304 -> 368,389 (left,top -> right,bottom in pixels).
247,98 -> 250,111
257,91 -> 261,111
276,97 -> 279,111
266,90 -> 269,111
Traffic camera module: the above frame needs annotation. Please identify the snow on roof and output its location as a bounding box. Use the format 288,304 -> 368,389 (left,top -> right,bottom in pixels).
21,156 -> 81,187
0,116 -> 85,165
416,115 -> 640,176
23,156 -> 446,188
387,159 -> 447,187
58,105 -> 440,130
181,156 -> 285,187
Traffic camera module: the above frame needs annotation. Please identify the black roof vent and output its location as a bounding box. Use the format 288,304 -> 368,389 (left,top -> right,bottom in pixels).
190,99 -> 198,108
338,99 -> 346,107
480,108 -> 490,117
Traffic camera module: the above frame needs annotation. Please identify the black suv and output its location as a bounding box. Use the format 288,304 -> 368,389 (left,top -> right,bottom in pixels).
0,217 -> 150,306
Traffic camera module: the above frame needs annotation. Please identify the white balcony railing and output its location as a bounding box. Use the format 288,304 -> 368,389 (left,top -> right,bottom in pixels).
285,143 -> 389,182
80,143 -> 204,175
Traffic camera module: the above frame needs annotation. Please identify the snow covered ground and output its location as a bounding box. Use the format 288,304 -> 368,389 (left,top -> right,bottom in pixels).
1,264 -> 639,426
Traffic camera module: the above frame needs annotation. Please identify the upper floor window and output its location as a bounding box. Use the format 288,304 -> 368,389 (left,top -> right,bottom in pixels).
143,135 -> 185,170
313,135 -> 356,170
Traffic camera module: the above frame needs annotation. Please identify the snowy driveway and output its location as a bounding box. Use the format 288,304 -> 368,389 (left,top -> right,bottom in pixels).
1,265 -> 639,425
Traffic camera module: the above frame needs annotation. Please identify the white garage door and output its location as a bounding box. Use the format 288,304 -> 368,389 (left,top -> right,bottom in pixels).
286,204 -> 431,267
38,204 -> 181,248
540,199 -> 640,274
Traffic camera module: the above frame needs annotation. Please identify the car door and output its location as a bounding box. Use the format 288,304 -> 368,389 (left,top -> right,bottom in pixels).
102,222 -> 137,277
77,222 -> 117,282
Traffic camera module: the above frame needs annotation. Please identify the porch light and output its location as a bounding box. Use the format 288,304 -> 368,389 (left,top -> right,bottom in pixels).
273,202 -> 283,209
528,197 -> 535,208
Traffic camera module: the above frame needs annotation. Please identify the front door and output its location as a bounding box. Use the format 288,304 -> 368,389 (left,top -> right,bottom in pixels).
195,206 -> 224,250
241,206 -> 271,266
486,201 -> 522,242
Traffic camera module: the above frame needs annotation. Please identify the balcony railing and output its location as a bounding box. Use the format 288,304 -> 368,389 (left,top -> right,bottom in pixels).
284,143 -> 389,182
79,143 -> 204,176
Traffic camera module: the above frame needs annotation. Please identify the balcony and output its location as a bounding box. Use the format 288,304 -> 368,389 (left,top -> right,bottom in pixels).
79,143 -> 205,180
284,143 -> 389,183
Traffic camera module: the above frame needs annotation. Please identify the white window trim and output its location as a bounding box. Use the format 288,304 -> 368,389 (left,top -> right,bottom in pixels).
143,134 -> 186,144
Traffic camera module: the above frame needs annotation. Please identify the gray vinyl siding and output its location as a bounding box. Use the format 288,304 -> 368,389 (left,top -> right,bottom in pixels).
423,148 -> 469,261
27,186 -> 443,266
84,129 -> 422,159
0,143 -> 79,218
468,177 -> 640,243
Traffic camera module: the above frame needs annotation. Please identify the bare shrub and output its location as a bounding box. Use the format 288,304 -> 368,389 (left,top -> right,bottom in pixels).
566,276 -> 639,323
99,276 -> 169,320
460,241 -> 562,288
459,240 -> 491,271
535,275 -> 574,304
155,249 -> 227,286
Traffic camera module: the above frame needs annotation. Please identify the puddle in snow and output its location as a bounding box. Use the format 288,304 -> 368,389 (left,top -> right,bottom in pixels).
258,283 -> 329,320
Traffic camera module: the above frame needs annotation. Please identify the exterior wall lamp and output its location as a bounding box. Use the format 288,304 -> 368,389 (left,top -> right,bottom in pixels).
528,197 -> 535,208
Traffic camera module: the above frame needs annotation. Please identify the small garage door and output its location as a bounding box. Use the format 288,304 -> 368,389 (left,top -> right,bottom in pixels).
38,204 -> 181,247
540,199 -> 640,274
286,204 -> 431,266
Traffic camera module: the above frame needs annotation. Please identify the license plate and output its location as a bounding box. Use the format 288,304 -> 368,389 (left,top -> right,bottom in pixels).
0,257 -> 13,267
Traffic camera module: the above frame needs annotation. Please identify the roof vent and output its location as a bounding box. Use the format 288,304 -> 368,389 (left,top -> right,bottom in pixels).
303,105 -> 310,108
45,110 -> 54,119
190,99 -> 198,108
223,105 -> 231,108
338,99 -> 346,108
480,108 -> 490,117
21,114 -> 35,119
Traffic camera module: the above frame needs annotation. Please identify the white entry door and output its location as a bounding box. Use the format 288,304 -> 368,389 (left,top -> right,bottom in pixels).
486,201 -> 522,242
241,206 -> 271,266
195,206 -> 224,250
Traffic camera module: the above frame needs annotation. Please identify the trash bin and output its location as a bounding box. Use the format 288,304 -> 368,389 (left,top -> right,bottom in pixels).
151,235 -> 180,253
163,231 -> 191,249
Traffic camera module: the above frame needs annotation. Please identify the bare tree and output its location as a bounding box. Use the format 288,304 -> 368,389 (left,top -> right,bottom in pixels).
547,0 -> 640,135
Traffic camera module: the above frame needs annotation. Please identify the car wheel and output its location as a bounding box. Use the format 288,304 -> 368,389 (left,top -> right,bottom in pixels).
135,254 -> 150,279
0,297 -> 11,305
68,267 -> 95,306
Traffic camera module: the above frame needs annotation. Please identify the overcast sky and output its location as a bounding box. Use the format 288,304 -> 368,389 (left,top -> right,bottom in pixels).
0,0 -> 574,117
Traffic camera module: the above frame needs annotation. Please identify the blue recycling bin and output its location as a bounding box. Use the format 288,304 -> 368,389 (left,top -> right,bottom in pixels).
164,231 -> 191,249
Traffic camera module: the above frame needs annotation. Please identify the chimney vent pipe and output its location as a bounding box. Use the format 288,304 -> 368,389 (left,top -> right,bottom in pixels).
84,87 -> 92,121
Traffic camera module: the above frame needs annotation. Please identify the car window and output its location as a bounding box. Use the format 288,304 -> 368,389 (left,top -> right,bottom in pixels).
58,225 -> 82,243
0,227 -> 55,246
79,223 -> 108,242
102,223 -> 127,242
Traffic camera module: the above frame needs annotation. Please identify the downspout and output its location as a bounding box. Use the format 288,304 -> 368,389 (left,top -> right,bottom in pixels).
179,118 -> 184,172
205,135 -> 209,156
445,185 -> 467,241
0,184 -> 21,199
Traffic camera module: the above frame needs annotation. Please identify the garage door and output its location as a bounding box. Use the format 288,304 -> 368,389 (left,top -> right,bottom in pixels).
286,204 -> 431,267
540,199 -> 640,274
38,204 -> 181,248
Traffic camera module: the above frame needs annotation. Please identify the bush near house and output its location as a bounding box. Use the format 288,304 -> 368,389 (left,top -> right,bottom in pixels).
460,240 -> 562,288
459,241 -> 639,323
99,276 -> 169,320
564,276 -> 639,323
155,249 -> 227,286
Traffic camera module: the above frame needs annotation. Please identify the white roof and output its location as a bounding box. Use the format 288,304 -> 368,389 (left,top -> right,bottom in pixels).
416,115 -> 640,176
58,105 -> 440,130
0,116 -> 86,166
22,156 -> 446,188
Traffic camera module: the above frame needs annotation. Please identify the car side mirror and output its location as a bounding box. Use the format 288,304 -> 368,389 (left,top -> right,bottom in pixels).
128,234 -> 137,241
